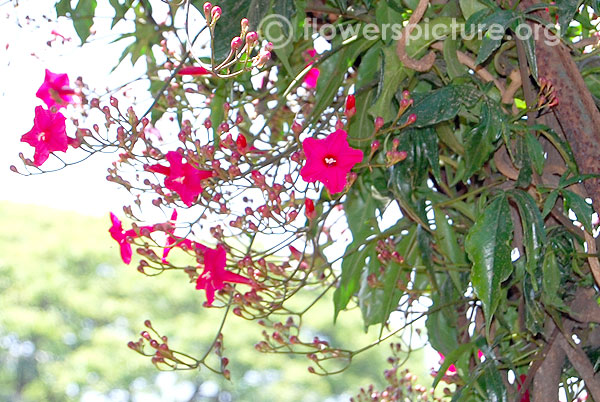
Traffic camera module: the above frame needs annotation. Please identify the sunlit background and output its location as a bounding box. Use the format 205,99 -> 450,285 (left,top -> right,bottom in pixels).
0,1 -> 436,401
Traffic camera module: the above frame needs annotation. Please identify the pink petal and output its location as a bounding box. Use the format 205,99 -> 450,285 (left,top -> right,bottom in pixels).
120,241 -> 133,264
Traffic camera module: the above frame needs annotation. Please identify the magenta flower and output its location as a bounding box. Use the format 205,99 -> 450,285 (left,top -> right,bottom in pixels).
21,106 -> 69,166
109,213 -> 155,264
36,69 -> 75,109
109,213 -> 138,264
304,49 -> 320,88
300,129 -> 364,194
147,151 -> 213,207
195,244 -> 252,305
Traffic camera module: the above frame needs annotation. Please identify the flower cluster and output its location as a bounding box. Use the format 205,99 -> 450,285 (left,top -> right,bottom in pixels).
20,69 -> 79,166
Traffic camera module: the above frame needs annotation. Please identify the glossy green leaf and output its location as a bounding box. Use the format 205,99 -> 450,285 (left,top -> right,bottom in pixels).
443,38 -> 468,79
525,132 -> 545,175
557,0 -> 583,35
369,44 -> 405,122
542,190 -> 559,218
465,193 -> 513,335
508,189 -> 546,290
434,207 -> 466,290
432,342 -> 473,389
475,34 -> 502,65
333,242 -> 376,320
400,85 -> 482,127
464,102 -> 503,178
561,190 -> 593,232
459,0 -> 488,19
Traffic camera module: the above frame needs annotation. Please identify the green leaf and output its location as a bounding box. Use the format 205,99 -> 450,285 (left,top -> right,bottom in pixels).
348,43 -> 381,148
210,82 -> 228,144
542,190 -> 559,218
478,360 -> 509,402
369,44 -> 405,122
433,207 -> 466,290
561,190 -> 593,232
333,242 -> 376,320
443,38 -> 468,79
55,0 -> 72,17
476,34 -> 502,65
464,102 -> 503,178
459,0 -> 488,19
400,85 -> 482,127
72,0 -> 98,43
556,0 -> 583,35
508,190 -> 546,291
432,342 -> 473,389
109,0 -> 131,28
541,250 -> 567,309
515,135 -> 533,188
525,132 -> 545,175
345,190 -> 379,243
465,193 -> 514,336
517,16 -> 538,81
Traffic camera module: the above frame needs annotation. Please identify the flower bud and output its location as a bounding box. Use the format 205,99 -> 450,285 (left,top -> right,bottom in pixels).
374,116 -> 384,131
211,6 -> 222,23
246,31 -> 258,46
344,94 -> 356,118
231,36 -> 243,51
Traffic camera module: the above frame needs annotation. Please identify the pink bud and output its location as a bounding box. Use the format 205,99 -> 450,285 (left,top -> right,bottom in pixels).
374,116 -> 384,131
203,2 -> 212,16
407,113 -> 417,124
371,140 -> 380,150
402,90 -> 410,99
241,18 -> 249,31
246,31 -> 258,45
211,6 -> 221,22
231,36 -> 243,51
291,121 -> 302,135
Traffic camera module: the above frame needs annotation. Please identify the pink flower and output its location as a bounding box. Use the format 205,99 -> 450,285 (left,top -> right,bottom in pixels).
36,69 -> 75,109
146,151 -> 213,207
109,213 -> 155,264
300,129 -> 363,194
304,49 -> 320,88
21,106 -> 69,166
109,213 -> 138,264
177,66 -> 211,75
195,244 -> 252,305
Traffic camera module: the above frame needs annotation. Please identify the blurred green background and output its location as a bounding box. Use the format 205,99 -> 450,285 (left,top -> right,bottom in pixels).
0,201 -> 430,401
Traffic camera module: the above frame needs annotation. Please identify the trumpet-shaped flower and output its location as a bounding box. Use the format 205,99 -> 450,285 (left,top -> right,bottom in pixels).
108,213 -> 139,264
300,129 -> 363,194
147,151 -> 213,207
36,69 -> 75,109
21,106 -> 69,166
196,245 -> 252,305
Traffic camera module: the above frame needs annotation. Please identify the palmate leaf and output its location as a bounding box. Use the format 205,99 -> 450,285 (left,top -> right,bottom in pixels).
465,193 -> 513,336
